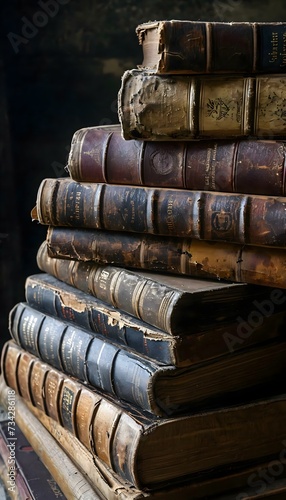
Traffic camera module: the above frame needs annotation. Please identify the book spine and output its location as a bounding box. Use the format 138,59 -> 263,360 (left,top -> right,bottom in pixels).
136,21 -> 286,74
8,302 -> 163,414
37,241 -> 182,333
68,125 -> 145,185
118,71 -> 286,140
1,342 -> 142,486
35,177 -> 286,247
45,227 -> 286,289
24,401 -> 148,500
68,125 -> 286,196
24,272 -> 286,365
25,273 -> 178,366
0,371 -> 102,500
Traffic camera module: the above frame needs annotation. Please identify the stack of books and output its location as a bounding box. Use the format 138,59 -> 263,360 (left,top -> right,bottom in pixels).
2,19 -> 286,499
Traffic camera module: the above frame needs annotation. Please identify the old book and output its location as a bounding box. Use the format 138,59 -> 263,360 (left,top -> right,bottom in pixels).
25,272 -> 286,367
0,417 -> 65,499
67,124 -> 286,196
32,177 -> 286,248
45,225 -> 286,289
37,240 -> 280,334
3,341 -> 286,490
0,374 -> 100,500
118,70 -> 286,140
136,20 -> 286,74
8,302 -> 286,416
22,400 -> 286,500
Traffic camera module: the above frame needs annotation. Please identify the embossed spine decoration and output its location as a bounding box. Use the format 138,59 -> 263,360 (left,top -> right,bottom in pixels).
34,177 -> 286,248
67,125 -> 286,196
118,71 -> 286,140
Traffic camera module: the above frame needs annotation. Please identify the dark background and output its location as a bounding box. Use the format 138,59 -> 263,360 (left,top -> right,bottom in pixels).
1,0 -> 286,350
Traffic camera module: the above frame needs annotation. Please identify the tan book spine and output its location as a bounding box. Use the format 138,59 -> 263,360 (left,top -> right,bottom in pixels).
0,375 -> 101,500
25,400 -> 148,500
0,342 -> 20,394
16,350 -> 34,403
118,70 -> 286,141
4,342 -> 286,489
29,357 -> 49,411
1,342 -> 142,486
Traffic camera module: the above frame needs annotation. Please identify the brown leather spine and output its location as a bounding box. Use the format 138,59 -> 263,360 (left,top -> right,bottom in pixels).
35,177 -> 286,248
1,341 -> 21,393
16,351 -> 33,403
75,387 -> 101,452
46,227 -> 286,289
67,125 -> 286,196
136,21 -> 286,74
44,369 -> 63,424
29,359 -> 49,412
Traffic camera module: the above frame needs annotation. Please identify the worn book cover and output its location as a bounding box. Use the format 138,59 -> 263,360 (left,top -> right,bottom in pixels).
67,124 -> 286,196
32,177 -> 286,248
7,303 -> 286,416
136,20 -> 286,74
25,272 -> 286,367
3,341 -> 286,491
118,70 -> 286,140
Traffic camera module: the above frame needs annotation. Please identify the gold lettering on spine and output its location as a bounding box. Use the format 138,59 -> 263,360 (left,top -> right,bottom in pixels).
130,199 -> 135,224
281,32 -> 286,66
98,270 -> 110,290
211,143 -> 218,190
166,198 -> 175,232
76,337 -> 83,375
268,31 -> 279,63
22,313 -> 38,349
62,387 -> 73,416
46,377 -> 57,410
267,31 -> 286,67
74,191 -> 81,221
204,143 -> 217,190
204,148 -> 212,188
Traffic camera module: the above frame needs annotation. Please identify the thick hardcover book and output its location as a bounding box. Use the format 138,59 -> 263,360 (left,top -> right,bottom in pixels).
22,400 -> 286,500
0,418 -> 65,499
25,273 -> 286,367
45,225 -> 286,289
3,341 -> 286,490
33,177 -> 286,248
8,302 -> 286,417
0,377 -> 100,500
23,398 -> 149,500
118,70 -> 286,140
37,240 -> 278,334
67,124 -> 286,196
136,20 -> 286,74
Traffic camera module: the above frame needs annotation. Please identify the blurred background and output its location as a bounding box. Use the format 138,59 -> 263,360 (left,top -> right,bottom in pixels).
1,0 -> 286,349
